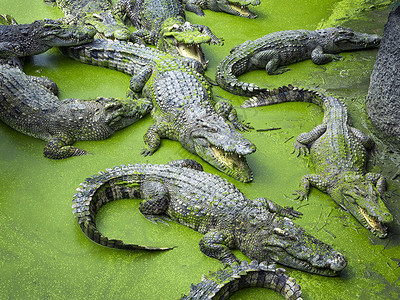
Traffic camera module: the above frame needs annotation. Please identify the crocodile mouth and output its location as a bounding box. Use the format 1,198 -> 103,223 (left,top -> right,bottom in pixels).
226,3 -> 258,18
210,144 -> 253,182
357,206 -> 387,238
176,42 -> 207,68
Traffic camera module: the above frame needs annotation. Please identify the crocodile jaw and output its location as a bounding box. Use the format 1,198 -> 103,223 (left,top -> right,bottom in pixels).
357,206 -> 388,238
193,140 -> 253,182
217,0 -> 260,18
176,42 -> 207,69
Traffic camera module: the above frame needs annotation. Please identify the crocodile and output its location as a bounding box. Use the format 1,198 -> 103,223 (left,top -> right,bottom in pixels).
0,59 -> 152,159
241,86 -> 394,238
62,39 -> 255,182
181,260 -> 302,299
72,159 -> 347,276
0,17 -> 96,58
44,0 -> 131,40
114,0 -> 222,67
182,0 -> 260,19
216,27 -> 381,97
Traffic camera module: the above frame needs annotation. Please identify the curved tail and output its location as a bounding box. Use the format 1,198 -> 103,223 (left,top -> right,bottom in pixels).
72,165 -> 173,251
181,260 -> 303,299
240,84 -> 324,108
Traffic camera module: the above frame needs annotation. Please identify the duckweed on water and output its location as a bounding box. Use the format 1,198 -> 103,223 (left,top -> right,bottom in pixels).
0,0 -> 399,299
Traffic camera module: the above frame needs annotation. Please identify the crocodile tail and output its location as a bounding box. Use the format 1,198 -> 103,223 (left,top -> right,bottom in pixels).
181,260 -> 302,299
72,165 -> 173,251
240,84 -> 323,108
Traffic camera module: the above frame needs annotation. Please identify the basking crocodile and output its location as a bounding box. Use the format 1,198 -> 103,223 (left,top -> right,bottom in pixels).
242,86 -> 393,238
72,159 -> 347,276
216,27 -> 381,97
62,39 -> 255,182
114,0 -> 222,67
181,260 -> 302,299
44,0 -> 131,40
0,17 -> 96,58
182,0 -> 260,19
0,59 -> 152,159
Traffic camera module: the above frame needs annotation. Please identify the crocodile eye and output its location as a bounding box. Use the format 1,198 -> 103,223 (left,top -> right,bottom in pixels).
201,123 -> 217,133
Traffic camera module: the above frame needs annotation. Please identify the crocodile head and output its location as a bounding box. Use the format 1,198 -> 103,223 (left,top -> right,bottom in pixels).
182,113 -> 256,182
329,172 -> 393,238
317,26 -> 381,52
246,217 -> 347,276
84,11 -> 131,40
159,20 -> 214,68
211,0 -> 260,19
36,19 -> 96,48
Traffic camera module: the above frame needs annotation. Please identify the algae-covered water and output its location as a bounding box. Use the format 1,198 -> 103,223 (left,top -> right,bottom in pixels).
1,0 -> 400,299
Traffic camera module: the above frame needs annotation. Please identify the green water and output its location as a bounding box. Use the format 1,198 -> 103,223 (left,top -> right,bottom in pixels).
0,0 -> 399,299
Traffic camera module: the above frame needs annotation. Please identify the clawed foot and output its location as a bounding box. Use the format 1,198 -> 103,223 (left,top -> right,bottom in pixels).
292,141 -> 309,156
143,214 -> 170,225
141,147 -> 155,156
279,206 -> 303,219
270,66 -> 290,75
292,190 -> 308,201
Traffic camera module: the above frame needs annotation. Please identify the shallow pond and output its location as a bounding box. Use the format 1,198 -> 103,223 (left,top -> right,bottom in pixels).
0,0 -> 399,299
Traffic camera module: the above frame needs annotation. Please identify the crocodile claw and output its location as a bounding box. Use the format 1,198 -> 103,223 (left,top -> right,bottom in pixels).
293,190 -> 308,201
293,141 -> 309,156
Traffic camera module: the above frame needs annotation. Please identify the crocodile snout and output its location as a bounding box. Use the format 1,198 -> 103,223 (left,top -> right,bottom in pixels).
329,252 -> 347,272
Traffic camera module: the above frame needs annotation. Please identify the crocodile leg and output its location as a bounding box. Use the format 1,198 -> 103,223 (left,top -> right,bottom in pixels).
192,24 -> 223,45
141,122 -> 171,156
26,75 -> 59,95
294,174 -> 328,201
294,124 -> 327,156
199,231 -> 238,265
139,180 -> 171,224
214,99 -> 252,131
311,46 -> 341,65
43,134 -> 87,159
350,127 -> 375,150
252,197 -> 303,219
249,49 -> 289,75
366,172 -> 386,195
129,65 -> 153,92
183,1 -> 205,16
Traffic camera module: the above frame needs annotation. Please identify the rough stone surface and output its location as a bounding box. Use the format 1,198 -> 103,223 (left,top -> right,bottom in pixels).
366,6 -> 400,144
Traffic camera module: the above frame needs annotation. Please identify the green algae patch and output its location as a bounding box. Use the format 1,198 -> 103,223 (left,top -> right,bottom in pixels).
1,1 -> 400,300
317,0 -> 396,28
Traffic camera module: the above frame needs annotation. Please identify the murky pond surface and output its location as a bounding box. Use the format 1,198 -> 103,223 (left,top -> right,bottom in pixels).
0,0 -> 399,299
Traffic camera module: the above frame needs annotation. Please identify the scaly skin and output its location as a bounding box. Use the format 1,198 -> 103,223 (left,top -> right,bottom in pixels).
114,0 -> 222,68
242,86 -> 393,238
0,60 -> 152,159
62,39 -> 255,182
183,0 -> 260,19
44,0 -> 131,40
216,27 -> 381,96
72,159 -> 347,276
0,17 -> 96,58
181,260 -> 302,300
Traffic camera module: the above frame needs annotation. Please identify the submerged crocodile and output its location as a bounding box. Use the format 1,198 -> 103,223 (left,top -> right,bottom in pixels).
44,0 -> 131,40
114,0 -> 222,67
0,17 -> 150,159
62,39 -> 255,182
72,159 -> 347,276
242,86 -> 393,238
0,17 -> 96,58
181,261 -> 302,299
216,27 -> 381,97
182,0 -> 260,19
